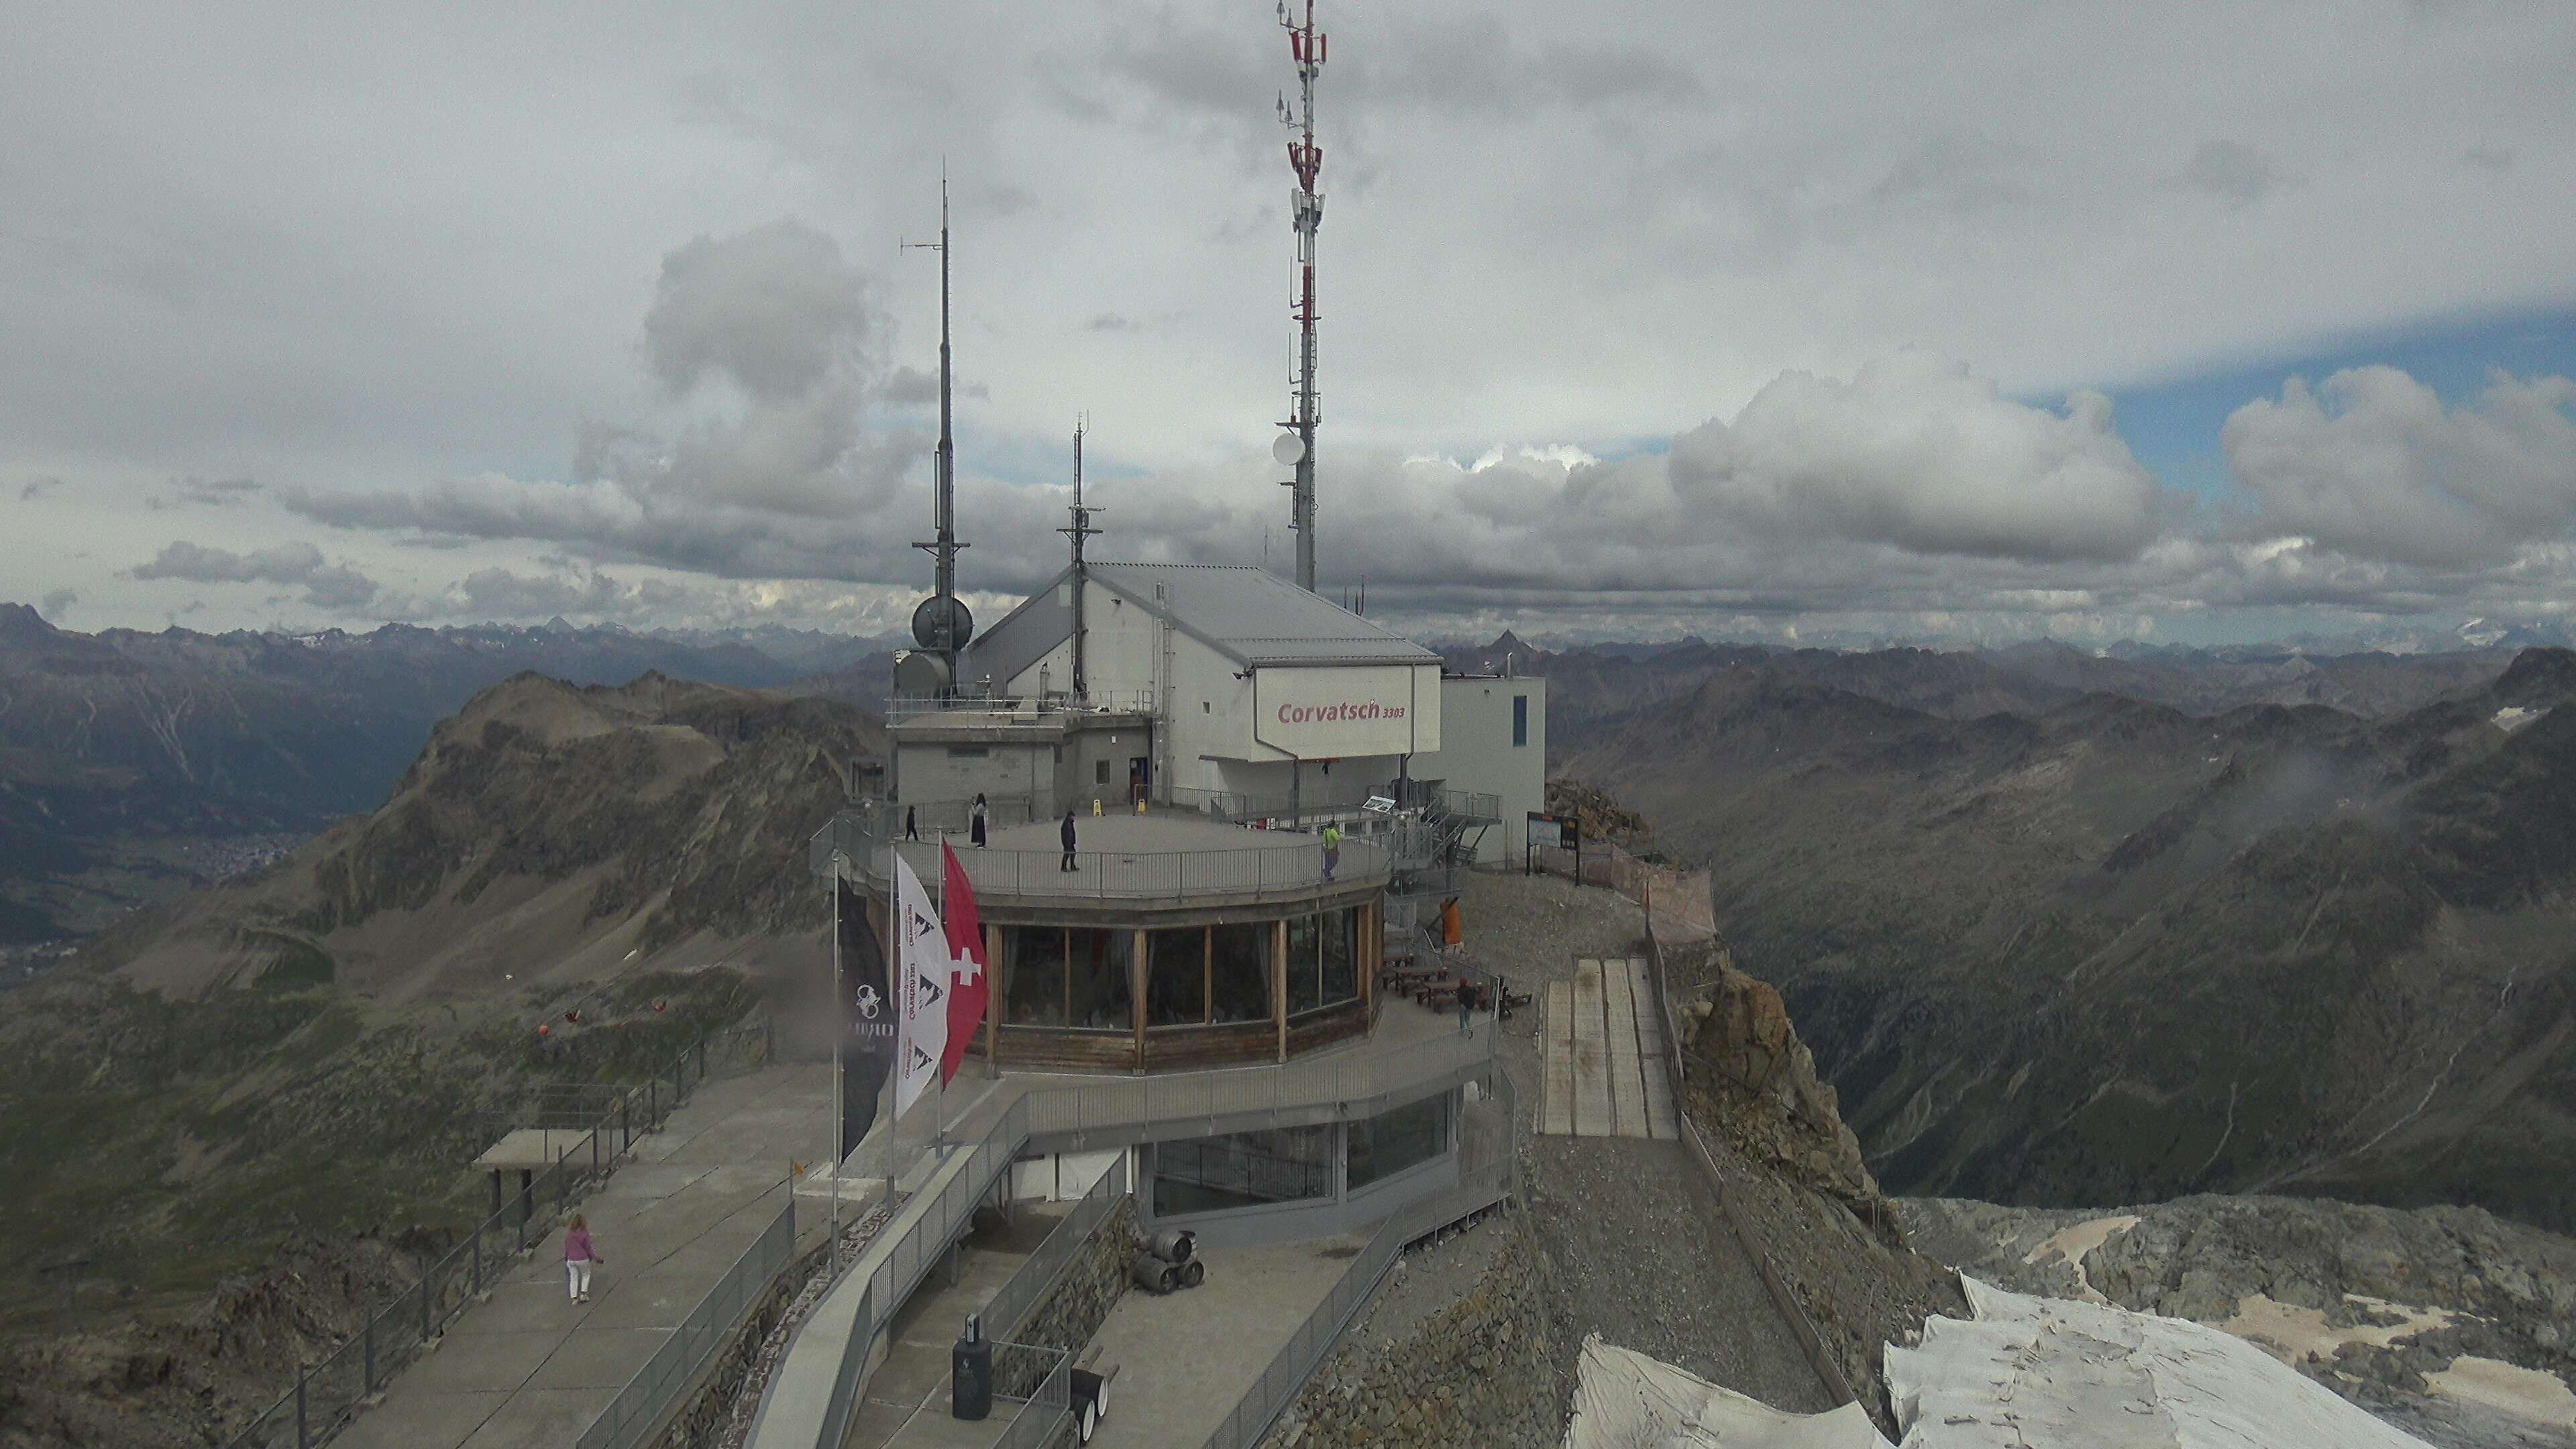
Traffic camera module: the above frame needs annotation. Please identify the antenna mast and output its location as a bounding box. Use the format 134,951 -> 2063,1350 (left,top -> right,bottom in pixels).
1279,0 -> 1327,594
903,174 -> 971,690
1059,418 -> 1104,702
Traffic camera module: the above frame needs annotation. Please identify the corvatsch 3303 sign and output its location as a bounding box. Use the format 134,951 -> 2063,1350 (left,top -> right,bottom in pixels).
1252,664 -> 1441,759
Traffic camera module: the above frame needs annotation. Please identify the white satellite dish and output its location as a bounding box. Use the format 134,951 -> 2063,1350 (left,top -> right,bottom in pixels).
1272,432 -> 1307,466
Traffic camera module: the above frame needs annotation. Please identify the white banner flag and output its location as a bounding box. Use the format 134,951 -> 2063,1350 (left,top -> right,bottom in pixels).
892,853 -> 950,1122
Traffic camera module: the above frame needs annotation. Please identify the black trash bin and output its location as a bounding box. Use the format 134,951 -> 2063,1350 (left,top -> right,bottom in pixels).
952,1316 -> 993,1421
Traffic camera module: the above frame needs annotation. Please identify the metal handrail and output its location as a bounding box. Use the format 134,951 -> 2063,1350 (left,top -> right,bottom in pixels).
981,1153 -> 1131,1339
818,832 -> 1391,906
571,1197 -> 797,1449
1195,1060 -> 1521,1449
223,1022 -> 773,1449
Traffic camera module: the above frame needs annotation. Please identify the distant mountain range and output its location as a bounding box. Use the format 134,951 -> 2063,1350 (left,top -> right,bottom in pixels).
1560,643 -> 2576,1231
1434,631 -> 2527,759
0,603 -> 883,941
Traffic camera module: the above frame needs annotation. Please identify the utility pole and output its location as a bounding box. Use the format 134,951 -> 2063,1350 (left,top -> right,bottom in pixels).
1278,0 -> 1328,594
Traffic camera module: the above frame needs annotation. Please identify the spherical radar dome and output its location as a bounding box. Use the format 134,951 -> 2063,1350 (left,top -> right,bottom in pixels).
911,594 -> 975,651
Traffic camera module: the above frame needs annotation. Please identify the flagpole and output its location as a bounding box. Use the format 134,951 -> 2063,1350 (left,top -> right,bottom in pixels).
828,853 -> 842,1269
932,843 -> 946,1156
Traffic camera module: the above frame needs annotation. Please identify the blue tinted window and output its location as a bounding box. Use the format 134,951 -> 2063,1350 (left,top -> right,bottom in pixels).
1512,694 -> 1527,747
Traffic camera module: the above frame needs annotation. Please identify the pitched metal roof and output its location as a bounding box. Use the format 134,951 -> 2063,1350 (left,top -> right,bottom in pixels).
971,563 -> 1435,685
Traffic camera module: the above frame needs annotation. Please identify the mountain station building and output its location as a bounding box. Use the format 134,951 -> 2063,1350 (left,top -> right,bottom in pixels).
814,561 -> 1545,1248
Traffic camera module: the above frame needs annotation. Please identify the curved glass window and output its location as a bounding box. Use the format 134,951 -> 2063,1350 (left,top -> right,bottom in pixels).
1211,922 -> 1273,1024
1004,926 -> 1069,1026
1067,928 -> 1133,1031
1146,927 -> 1208,1026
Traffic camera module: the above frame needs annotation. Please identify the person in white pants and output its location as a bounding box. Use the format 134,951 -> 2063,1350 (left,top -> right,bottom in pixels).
564,1212 -> 603,1303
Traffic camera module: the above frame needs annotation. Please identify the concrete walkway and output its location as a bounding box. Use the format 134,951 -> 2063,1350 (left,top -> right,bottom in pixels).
851,1204 -> 1070,1449
343,1064 -> 833,1449
1078,1236 -> 1367,1449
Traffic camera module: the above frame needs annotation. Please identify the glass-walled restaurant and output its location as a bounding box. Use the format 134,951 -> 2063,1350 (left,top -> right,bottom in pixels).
985,902 -> 1380,1071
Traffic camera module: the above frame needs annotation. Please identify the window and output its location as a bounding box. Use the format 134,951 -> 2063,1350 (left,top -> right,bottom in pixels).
1004,926 -> 1069,1026
1284,908 -> 1361,1017
1146,927 -> 1207,1026
1067,928 -> 1133,1030
1348,1097 -> 1446,1189
948,745 -> 989,759
1322,908 -> 1358,1005
1513,694 -> 1527,747
1152,1124 -> 1335,1216
1095,759 -> 1110,785
1286,914 -> 1320,1015
1210,922 -> 1273,1024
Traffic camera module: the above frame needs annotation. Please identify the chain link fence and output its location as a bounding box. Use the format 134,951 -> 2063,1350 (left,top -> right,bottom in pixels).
222,1021 -> 773,1449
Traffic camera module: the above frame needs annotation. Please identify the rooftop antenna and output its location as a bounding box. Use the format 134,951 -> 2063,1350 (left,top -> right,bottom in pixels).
1275,0 -> 1328,594
1059,417 -> 1106,701
902,171 -> 971,693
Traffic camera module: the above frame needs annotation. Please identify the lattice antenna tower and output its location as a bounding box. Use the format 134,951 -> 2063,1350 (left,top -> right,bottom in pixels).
1275,0 -> 1328,594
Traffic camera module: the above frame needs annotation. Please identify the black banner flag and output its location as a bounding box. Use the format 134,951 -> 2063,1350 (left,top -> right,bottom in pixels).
839,879 -> 896,1159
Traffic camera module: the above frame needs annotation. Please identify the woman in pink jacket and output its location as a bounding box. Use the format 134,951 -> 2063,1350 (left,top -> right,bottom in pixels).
564,1214 -> 603,1303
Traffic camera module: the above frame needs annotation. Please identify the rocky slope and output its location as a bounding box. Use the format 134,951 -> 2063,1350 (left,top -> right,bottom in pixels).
91,671 -> 883,1003
1561,648 -> 2576,1230
1,672 -> 881,1445
1902,1194 -> 2576,1448
0,603 -> 824,939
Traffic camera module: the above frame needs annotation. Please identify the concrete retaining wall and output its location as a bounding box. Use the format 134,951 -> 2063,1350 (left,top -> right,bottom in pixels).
995,1197 -> 1138,1398
1255,1216 -> 1564,1449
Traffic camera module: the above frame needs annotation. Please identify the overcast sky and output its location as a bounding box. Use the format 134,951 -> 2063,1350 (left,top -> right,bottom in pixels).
7,0 -> 2575,649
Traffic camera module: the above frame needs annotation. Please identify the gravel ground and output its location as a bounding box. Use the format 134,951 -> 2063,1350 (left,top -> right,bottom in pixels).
1457,871 -> 1837,1414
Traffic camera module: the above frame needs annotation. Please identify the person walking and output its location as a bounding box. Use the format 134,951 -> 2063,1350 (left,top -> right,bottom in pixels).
1060,808 -> 1079,872
970,794 -> 989,848
904,804 -> 920,841
1320,822 -> 1342,883
1456,977 -> 1477,1034
564,1213 -> 603,1303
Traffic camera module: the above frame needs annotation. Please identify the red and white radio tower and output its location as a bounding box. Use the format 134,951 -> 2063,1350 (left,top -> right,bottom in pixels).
1277,0 -> 1327,594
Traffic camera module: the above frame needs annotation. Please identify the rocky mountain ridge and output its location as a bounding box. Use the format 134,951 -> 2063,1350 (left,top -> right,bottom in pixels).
0,603 -> 851,940
1562,647 -> 2576,1230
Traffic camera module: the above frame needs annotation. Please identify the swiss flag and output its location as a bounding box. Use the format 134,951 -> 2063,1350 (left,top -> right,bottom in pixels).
938,842 -> 989,1086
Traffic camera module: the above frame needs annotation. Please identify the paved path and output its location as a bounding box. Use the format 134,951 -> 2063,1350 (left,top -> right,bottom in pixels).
343,1065 -> 833,1449
1079,1236 -> 1366,1449
849,1204 -> 1069,1449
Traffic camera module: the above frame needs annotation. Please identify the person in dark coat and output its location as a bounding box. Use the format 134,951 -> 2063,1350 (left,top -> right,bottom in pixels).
904,804 -> 919,841
971,794 -> 989,848
1060,809 -> 1078,872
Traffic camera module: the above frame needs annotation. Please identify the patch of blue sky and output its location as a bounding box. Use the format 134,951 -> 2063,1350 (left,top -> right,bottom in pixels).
2094,305 -> 2576,500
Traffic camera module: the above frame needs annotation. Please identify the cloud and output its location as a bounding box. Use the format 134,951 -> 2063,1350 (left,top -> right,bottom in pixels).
19,476 -> 64,500
644,218 -> 881,403
40,588 -> 77,619
2222,366 -> 2576,570
2171,140 -> 2298,207
130,539 -> 380,610
168,475 -> 262,506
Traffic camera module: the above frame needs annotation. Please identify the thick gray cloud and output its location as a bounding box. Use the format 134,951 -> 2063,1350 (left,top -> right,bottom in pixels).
2222,367 -> 2576,570
7,1 -> 2576,643
129,540 -> 380,610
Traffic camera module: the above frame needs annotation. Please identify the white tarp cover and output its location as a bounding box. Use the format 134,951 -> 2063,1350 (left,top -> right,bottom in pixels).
1562,1334 -> 1893,1449
1882,1277 -> 2436,1449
